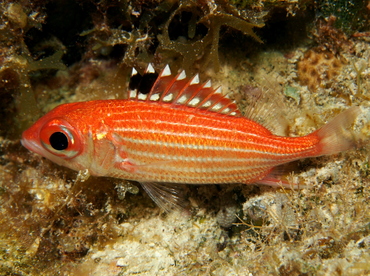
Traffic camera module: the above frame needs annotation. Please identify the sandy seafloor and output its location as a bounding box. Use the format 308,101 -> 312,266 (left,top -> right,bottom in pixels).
1,2 -> 370,276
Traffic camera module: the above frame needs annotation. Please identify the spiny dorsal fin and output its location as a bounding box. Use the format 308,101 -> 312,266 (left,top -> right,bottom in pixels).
128,64 -> 242,117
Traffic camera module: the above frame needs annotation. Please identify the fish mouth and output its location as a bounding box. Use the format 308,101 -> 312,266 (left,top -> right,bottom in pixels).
21,132 -> 44,157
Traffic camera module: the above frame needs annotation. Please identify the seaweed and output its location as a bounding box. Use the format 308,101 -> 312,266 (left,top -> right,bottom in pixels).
6,48 -> 66,133
316,0 -> 369,35
79,0 -> 264,73
1,2 -> 67,137
157,0 -> 264,73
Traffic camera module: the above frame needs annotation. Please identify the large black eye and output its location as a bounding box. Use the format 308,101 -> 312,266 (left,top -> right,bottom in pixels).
49,132 -> 68,150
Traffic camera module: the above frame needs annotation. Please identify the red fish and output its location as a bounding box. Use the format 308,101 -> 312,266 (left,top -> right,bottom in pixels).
21,64 -> 361,211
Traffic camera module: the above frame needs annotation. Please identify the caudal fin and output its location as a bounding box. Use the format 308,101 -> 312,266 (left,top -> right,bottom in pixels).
315,106 -> 362,156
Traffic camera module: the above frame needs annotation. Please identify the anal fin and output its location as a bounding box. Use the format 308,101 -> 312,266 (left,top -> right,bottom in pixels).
255,165 -> 307,189
255,176 -> 301,189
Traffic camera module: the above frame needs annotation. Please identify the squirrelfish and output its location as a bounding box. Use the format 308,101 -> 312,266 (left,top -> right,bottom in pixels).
21,64 -> 361,211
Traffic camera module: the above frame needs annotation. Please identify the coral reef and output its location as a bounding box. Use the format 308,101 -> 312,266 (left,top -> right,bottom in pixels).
312,16 -> 354,55
297,48 -> 343,92
0,0 -> 369,275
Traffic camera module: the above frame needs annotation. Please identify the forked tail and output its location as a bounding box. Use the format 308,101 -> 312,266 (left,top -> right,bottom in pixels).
314,106 -> 362,156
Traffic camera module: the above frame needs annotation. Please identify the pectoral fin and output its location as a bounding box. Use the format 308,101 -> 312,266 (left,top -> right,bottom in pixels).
140,182 -> 188,212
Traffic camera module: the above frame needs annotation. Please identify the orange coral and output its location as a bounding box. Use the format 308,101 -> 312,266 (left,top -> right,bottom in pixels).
297,49 -> 343,92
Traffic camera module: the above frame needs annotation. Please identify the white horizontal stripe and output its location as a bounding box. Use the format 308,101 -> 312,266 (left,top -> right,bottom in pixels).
122,137 -> 312,157
112,116 -> 249,136
138,163 -> 270,173
114,126 -> 301,154
110,110 -> 316,151
130,169 -> 265,183
125,147 -> 294,166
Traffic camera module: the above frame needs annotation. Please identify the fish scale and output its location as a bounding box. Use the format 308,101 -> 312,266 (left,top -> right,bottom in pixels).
98,100 -> 317,183
21,64 -> 362,211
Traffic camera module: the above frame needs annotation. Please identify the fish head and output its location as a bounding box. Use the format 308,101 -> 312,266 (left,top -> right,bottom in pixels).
21,102 -> 92,172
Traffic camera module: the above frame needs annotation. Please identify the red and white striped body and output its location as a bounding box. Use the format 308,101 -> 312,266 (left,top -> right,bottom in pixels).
21,64 -> 361,210
81,99 -> 320,184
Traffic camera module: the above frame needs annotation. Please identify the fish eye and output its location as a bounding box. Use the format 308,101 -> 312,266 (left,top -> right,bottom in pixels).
39,119 -> 82,159
49,132 -> 69,150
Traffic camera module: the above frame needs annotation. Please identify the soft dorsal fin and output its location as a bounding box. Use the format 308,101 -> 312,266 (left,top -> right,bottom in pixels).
241,84 -> 289,136
128,64 -> 242,117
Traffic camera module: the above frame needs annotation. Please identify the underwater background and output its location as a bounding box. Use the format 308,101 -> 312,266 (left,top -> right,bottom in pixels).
0,0 -> 370,275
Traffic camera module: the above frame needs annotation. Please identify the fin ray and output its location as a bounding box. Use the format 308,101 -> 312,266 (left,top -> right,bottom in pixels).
128,65 -> 242,117
314,106 -> 362,156
140,182 -> 187,212
242,85 -> 288,135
